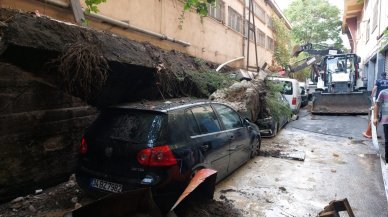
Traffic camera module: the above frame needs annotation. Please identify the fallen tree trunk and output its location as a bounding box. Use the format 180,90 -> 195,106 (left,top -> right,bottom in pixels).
210,78 -> 266,122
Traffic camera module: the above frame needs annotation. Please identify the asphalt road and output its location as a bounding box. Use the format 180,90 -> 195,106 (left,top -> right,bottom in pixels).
214,109 -> 388,217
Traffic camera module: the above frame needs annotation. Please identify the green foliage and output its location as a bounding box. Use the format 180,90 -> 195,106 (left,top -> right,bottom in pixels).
265,80 -> 292,121
183,0 -> 215,16
179,0 -> 215,29
272,16 -> 292,67
185,70 -> 233,96
285,0 -> 344,49
84,0 -> 106,14
381,29 -> 388,50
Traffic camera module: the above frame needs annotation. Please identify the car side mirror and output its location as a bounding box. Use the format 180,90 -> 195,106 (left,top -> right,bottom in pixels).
243,118 -> 251,127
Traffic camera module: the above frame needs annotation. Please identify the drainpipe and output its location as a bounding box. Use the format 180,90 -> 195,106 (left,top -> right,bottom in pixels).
216,56 -> 245,72
85,11 -> 190,47
39,0 -> 191,47
242,1 -> 246,58
44,0 -> 70,8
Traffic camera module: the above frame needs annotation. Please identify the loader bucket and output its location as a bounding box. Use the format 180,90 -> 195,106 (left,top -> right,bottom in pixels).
63,188 -> 162,217
311,91 -> 371,114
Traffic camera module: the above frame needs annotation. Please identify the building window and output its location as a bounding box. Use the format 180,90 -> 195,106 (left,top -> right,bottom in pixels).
372,0 -> 378,32
257,28 -> 265,47
266,14 -> 273,29
267,36 -> 274,51
208,0 -> 225,22
245,20 -> 255,41
253,2 -> 266,23
366,19 -> 370,43
228,7 -> 243,33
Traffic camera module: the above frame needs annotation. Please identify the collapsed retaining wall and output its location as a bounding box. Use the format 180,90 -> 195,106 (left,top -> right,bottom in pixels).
0,63 -> 96,201
0,8 -> 236,201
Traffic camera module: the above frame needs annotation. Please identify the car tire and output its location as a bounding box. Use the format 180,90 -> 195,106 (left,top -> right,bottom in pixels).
250,138 -> 260,158
256,136 -> 261,155
272,122 -> 278,137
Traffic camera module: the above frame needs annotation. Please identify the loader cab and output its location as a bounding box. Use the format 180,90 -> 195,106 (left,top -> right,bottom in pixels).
323,54 -> 360,93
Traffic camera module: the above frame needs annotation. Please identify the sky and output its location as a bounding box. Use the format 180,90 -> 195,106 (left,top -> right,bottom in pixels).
275,0 -> 344,11
274,0 -> 351,48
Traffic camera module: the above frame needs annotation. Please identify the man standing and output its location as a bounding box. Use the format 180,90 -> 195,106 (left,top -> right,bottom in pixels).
363,73 -> 388,138
374,87 -> 388,163
372,72 -> 388,100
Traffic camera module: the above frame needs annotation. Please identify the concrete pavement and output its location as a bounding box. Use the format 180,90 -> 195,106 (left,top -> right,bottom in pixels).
214,109 -> 388,216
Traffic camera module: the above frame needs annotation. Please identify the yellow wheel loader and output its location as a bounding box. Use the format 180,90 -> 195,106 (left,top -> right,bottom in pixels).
289,43 -> 370,114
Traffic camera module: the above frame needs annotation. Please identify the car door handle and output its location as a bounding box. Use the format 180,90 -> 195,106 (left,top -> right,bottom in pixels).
229,147 -> 237,151
229,135 -> 235,141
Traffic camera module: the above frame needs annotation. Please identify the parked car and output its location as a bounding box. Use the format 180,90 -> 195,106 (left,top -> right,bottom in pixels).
76,99 -> 261,197
268,77 -> 302,114
299,82 -> 308,107
256,92 -> 291,137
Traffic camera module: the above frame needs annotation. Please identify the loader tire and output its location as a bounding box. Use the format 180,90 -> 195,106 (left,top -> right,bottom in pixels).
272,122 -> 278,137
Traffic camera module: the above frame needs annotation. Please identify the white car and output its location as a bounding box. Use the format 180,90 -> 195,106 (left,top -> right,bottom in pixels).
268,77 -> 302,114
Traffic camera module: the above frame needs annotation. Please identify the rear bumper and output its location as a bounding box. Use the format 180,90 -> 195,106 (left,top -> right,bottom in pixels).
76,166 -> 146,196
256,117 -> 275,137
76,164 -> 189,196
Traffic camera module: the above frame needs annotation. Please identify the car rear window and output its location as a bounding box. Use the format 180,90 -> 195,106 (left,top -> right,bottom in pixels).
282,81 -> 293,95
87,109 -> 166,145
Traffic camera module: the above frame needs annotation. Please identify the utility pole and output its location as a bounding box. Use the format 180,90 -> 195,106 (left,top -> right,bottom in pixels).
246,0 -> 259,72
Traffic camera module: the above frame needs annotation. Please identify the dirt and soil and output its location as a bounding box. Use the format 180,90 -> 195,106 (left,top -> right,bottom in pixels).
0,8 -> 234,106
0,177 -> 242,217
1,8 -> 262,203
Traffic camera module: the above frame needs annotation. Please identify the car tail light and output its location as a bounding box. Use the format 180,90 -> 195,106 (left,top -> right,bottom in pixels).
292,97 -> 297,105
80,136 -> 88,154
137,145 -> 177,167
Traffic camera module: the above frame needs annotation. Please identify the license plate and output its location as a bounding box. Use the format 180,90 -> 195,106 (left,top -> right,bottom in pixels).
90,178 -> 123,193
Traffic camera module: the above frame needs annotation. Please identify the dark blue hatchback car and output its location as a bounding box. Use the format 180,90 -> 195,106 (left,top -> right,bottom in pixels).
76,99 -> 260,196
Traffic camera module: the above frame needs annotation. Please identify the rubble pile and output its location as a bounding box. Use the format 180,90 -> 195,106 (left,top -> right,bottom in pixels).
0,174 -> 90,217
210,78 -> 267,122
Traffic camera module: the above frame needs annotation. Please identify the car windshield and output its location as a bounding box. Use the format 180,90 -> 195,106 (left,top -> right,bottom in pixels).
88,109 -> 166,145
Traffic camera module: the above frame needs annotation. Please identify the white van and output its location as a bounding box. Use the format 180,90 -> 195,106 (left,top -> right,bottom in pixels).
268,77 -> 302,114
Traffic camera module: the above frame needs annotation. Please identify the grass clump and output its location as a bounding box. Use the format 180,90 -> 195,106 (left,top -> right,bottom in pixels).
185,70 -> 233,96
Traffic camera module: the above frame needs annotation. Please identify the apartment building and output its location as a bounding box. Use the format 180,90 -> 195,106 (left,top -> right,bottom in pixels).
3,0 -> 291,69
342,0 -> 388,90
